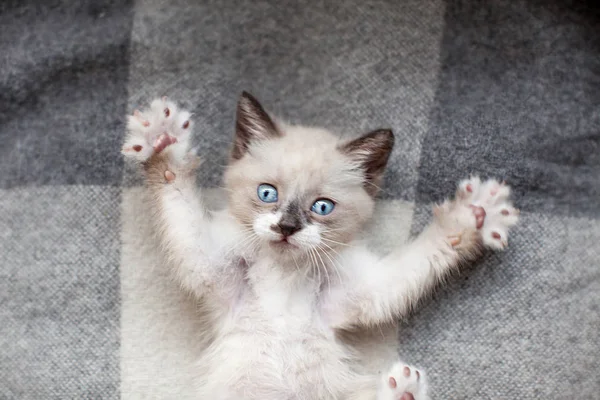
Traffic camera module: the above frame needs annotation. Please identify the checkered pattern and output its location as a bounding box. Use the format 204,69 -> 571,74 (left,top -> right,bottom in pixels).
2,0 -> 599,398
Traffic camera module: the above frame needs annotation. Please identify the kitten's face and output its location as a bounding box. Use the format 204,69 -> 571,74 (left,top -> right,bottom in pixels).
223,92 -> 394,260
225,126 -> 374,256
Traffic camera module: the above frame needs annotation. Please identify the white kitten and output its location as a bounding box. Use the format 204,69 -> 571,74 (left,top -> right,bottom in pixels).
122,92 -> 519,400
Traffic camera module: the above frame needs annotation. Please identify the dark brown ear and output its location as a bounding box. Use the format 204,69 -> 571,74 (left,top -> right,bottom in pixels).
339,129 -> 394,196
231,91 -> 280,160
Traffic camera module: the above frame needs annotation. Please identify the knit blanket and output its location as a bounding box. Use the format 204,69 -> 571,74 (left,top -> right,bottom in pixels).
1,0 -> 598,398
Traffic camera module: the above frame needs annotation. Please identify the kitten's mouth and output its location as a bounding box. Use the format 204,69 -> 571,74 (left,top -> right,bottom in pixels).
270,238 -> 297,249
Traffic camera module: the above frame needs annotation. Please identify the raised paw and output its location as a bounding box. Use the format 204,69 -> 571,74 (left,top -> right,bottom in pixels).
434,176 -> 519,251
455,176 -> 519,250
378,363 -> 429,400
121,97 -> 194,163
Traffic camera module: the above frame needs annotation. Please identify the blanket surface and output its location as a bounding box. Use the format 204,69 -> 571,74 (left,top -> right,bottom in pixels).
1,0 -> 599,398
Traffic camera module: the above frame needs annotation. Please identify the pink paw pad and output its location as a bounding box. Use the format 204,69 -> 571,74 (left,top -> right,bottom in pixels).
153,133 -> 177,153
469,205 -> 486,229
386,364 -> 425,400
490,231 -> 508,249
389,377 -> 397,389
164,170 -> 176,182
133,110 -> 150,127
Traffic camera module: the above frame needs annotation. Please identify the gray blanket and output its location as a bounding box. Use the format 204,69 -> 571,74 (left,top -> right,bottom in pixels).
1,0 -> 599,398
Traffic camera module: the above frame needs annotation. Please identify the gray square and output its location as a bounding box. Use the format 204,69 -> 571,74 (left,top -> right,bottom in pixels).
0,186 -> 121,399
0,0 -> 134,188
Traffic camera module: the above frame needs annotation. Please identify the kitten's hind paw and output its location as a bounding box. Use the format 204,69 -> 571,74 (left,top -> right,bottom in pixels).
122,97 -> 193,163
378,363 -> 429,400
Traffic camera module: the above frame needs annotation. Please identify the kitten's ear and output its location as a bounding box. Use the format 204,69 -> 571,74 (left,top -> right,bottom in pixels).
340,129 -> 395,196
232,91 -> 280,160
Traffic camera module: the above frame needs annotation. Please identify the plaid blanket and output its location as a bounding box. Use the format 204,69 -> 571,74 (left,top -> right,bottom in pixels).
2,0 -> 599,398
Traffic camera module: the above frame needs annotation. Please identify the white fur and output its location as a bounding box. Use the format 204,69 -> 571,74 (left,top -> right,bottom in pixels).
253,211 -> 283,241
122,99 -> 519,399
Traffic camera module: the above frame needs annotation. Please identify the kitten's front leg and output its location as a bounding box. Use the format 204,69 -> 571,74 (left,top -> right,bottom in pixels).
122,98 -> 241,302
328,177 -> 519,328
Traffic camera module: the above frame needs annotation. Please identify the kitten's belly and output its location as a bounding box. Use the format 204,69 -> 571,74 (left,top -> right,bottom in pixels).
197,304 -> 357,399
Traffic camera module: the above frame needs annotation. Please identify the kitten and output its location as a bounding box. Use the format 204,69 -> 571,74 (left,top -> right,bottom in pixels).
122,92 -> 518,400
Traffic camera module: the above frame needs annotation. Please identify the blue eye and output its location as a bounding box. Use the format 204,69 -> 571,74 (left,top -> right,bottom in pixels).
311,199 -> 335,215
257,184 -> 278,203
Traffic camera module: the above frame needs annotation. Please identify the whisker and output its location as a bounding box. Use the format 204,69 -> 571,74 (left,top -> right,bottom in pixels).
318,227 -> 347,233
230,232 -> 260,256
213,228 -> 254,257
240,237 -> 261,258
319,241 -> 342,258
318,243 -> 344,286
235,227 -> 256,234
308,248 -> 320,284
291,252 -> 301,273
313,245 -> 331,295
321,237 -> 353,248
